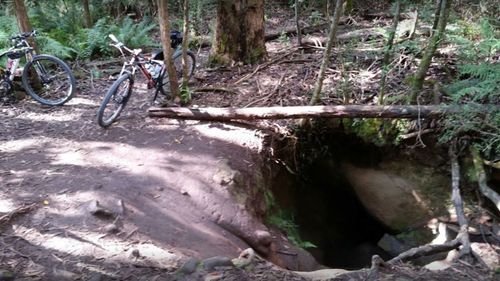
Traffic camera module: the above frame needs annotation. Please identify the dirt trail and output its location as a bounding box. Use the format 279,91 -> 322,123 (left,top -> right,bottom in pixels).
0,77 -> 273,280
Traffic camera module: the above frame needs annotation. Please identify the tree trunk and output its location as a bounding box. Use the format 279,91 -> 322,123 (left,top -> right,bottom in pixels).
430,0 -> 443,37
409,0 -> 451,104
309,0 -> 344,105
182,0 -> 190,89
295,0 -> 301,46
148,105 -> 458,120
157,0 -> 180,100
212,0 -> 267,64
13,0 -> 32,33
12,0 -> 36,50
379,0 -> 401,105
82,0 -> 92,28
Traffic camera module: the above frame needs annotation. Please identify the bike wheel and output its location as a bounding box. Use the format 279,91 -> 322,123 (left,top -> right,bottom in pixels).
22,54 -> 76,106
97,73 -> 133,128
160,50 -> 196,95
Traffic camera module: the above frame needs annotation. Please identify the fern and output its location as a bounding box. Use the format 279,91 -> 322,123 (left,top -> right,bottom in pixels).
116,16 -> 157,49
0,15 -> 19,51
441,19 -> 500,157
37,36 -> 76,59
447,63 -> 500,103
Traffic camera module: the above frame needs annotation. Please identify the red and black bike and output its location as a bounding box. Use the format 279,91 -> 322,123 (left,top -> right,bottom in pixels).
96,31 -> 195,128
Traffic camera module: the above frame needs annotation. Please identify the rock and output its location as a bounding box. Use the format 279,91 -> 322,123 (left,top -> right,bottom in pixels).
126,244 -> 178,270
178,258 -> 200,274
204,272 -> 223,281
104,223 -> 120,234
212,159 -> 240,186
129,249 -> 141,259
232,248 -> 255,268
254,230 -> 272,246
424,260 -> 451,271
0,269 -> 15,281
52,268 -> 78,280
87,273 -> 104,281
424,249 -> 459,271
377,234 -> 410,256
342,161 -> 450,230
202,256 -> 234,272
293,269 -> 349,281
471,242 -> 499,270
88,200 -> 115,218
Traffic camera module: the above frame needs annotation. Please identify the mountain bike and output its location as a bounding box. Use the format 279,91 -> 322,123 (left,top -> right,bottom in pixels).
0,30 -> 76,106
96,31 -> 196,128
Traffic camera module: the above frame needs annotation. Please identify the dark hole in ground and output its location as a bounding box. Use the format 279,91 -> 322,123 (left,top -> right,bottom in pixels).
270,131 -> 396,269
295,157 -> 392,269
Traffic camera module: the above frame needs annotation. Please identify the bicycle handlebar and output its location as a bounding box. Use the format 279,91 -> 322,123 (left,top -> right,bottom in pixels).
108,34 -> 142,57
10,30 -> 38,41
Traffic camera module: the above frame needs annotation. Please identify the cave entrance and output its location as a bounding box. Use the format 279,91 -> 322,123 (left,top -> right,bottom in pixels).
270,134 -> 394,269
296,157 -> 392,269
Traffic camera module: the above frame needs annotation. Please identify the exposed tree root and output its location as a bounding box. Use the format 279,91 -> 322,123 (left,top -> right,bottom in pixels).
0,203 -> 38,229
471,147 -> 500,212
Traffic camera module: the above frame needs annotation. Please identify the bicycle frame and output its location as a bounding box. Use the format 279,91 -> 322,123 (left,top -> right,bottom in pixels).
110,35 -> 166,98
1,33 -> 36,81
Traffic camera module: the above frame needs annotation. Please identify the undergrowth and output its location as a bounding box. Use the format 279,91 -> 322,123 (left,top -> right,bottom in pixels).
440,19 -> 500,157
265,190 -> 316,249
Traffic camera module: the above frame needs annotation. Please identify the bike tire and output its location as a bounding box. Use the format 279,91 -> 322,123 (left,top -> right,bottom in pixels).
22,54 -> 76,106
160,50 -> 196,96
97,73 -> 133,128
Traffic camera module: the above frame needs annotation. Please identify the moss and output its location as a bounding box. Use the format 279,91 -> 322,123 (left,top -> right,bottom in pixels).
245,45 -> 266,65
342,118 -> 411,147
207,53 -> 230,67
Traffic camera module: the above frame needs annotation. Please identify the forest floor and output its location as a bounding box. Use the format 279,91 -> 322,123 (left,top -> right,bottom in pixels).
1,4 -> 498,281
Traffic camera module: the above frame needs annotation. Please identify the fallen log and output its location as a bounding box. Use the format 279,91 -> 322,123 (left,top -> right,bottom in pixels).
148,105 -> 458,121
192,20 -> 349,48
302,27 -> 386,47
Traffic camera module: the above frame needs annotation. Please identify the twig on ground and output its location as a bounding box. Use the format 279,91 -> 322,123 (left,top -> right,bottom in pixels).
243,72 -> 287,108
193,87 -> 239,95
278,59 -> 314,64
234,48 -> 297,85
0,203 -> 38,227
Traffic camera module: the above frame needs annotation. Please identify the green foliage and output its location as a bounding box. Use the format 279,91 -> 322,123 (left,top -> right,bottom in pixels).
0,1 -> 158,60
440,19 -> 500,156
343,118 -> 411,146
278,31 -> 291,46
267,209 -> 317,249
264,189 -> 316,249
447,64 -> 500,103
308,10 -> 323,25
0,15 -> 19,51
180,85 -> 192,103
37,35 -> 76,59
73,16 -> 157,59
